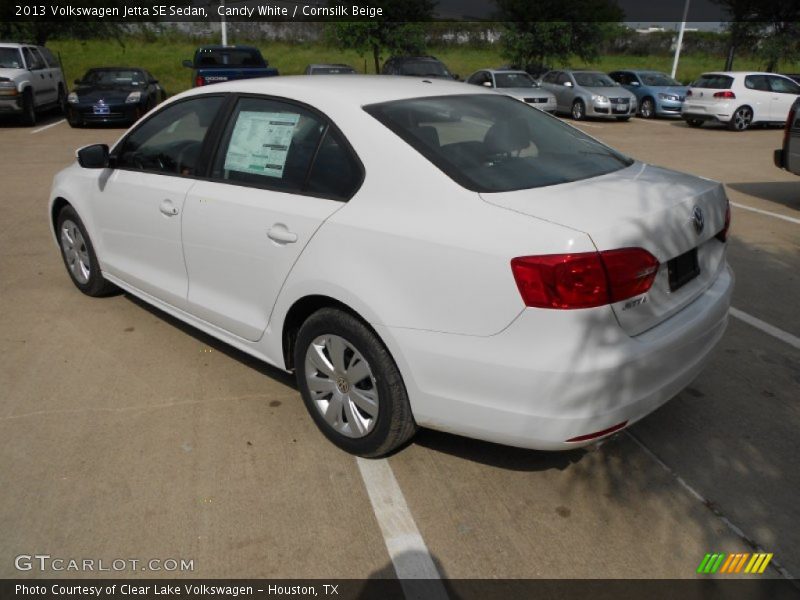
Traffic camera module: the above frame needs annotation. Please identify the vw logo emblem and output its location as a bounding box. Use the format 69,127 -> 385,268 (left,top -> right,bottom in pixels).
691,206 -> 705,234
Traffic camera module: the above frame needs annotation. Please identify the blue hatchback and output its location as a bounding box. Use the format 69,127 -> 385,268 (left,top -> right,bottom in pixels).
609,70 -> 689,118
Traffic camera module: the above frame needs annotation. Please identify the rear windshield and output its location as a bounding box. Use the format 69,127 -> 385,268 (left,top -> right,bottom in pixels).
0,47 -> 23,69
194,48 -> 263,67
692,74 -> 733,89
574,72 -> 616,87
398,60 -> 451,78
365,94 -> 633,193
494,72 -> 538,88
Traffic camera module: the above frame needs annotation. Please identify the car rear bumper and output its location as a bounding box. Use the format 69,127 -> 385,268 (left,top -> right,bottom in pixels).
379,264 -> 733,451
682,101 -> 733,123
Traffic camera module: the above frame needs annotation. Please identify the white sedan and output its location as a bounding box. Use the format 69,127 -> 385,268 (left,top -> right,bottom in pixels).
49,76 -> 733,456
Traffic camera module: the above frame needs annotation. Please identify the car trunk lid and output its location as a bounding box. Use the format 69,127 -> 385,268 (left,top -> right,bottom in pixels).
481,162 -> 729,336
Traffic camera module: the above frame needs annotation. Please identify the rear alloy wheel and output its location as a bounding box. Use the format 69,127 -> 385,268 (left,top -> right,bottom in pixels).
20,89 -> 36,126
56,206 -> 116,296
640,97 -> 655,119
295,308 -> 417,457
729,106 -> 753,131
571,99 -> 586,120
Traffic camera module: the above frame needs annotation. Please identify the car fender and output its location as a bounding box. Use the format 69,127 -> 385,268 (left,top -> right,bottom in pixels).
48,163 -> 106,258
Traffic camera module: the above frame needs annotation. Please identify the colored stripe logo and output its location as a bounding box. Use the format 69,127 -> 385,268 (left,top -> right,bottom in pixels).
697,552 -> 773,574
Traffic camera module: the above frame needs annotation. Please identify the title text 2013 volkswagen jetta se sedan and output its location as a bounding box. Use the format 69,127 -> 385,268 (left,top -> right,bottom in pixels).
49,76 -> 733,457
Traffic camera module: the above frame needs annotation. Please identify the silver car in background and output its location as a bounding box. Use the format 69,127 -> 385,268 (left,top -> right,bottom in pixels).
540,69 -> 637,121
466,69 -> 556,112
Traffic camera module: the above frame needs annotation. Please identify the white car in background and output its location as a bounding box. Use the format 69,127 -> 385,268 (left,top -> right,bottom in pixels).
0,42 -> 67,125
48,77 -> 733,457
682,71 -> 800,131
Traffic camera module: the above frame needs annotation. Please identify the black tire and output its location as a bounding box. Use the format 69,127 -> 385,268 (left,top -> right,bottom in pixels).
20,89 -> 36,126
685,118 -> 704,128
67,112 -> 82,128
616,116 -> 631,122
571,99 -> 586,120
294,308 -> 417,457
56,205 -> 117,297
728,106 -> 753,131
640,97 -> 655,119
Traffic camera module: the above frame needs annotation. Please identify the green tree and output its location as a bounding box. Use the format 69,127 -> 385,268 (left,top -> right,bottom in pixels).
327,0 -> 436,73
716,0 -> 800,71
495,0 -> 623,68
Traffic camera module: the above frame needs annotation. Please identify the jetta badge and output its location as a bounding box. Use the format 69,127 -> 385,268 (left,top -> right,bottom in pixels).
691,206 -> 705,234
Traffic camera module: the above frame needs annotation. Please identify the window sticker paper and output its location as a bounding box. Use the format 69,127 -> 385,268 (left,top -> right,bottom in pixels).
224,111 -> 300,178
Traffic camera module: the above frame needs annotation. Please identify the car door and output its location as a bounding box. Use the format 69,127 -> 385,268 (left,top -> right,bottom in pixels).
767,75 -> 800,122
742,74 -> 773,121
181,95 -> 363,341
22,47 -> 54,106
92,95 -> 226,309
554,72 -> 573,111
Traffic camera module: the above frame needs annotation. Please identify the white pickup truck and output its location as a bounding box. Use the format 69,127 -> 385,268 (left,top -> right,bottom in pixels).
0,43 -> 67,125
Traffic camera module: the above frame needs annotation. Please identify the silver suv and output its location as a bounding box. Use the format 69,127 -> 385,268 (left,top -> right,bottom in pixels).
0,43 -> 67,125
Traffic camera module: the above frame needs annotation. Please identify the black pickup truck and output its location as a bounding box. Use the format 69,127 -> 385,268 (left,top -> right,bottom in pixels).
775,97 -> 800,176
182,45 -> 279,87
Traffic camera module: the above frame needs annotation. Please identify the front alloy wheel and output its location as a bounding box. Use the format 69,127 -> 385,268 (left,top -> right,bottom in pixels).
640,98 -> 655,118
572,99 -> 585,120
60,219 -> 91,284
729,106 -> 753,131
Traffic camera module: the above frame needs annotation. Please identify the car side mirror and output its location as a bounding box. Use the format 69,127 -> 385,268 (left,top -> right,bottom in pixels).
77,144 -> 110,169
563,81 -> 573,87
182,59 -> 193,68
630,81 -> 640,86
453,74 -> 460,81
482,81 -> 493,87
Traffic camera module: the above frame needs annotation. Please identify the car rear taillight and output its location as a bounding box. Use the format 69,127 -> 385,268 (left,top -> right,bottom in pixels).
713,90 -> 736,99
716,202 -> 731,242
510,248 -> 659,310
195,75 -> 205,87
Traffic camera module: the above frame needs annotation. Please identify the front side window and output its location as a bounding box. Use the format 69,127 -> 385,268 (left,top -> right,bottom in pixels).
768,75 -> 800,94
365,94 -> 632,193
115,95 -> 224,175
38,47 -> 58,68
194,47 -> 262,67
0,47 -> 23,69
556,72 -> 570,85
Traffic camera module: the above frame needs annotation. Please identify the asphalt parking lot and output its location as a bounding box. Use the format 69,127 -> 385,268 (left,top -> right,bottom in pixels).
0,111 -> 798,583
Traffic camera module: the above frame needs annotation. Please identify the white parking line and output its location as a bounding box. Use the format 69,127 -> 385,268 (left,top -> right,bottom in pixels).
730,307 -> 800,351
31,119 -> 65,134
625,430 -> 796,582
730,202 -> 800,226
356,457 -> 448,599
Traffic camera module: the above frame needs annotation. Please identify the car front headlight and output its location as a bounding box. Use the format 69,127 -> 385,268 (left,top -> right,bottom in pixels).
67,92 -> 79,104
125,91 -> 142,104
0,81 -> 18,96
593,95 -> 609,103
658,93 -> 679,101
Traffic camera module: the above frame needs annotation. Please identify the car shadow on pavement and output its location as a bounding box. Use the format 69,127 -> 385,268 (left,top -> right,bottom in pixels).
727,181 -> 800,210
411,428 -> 587,472
123,292 -> 297,389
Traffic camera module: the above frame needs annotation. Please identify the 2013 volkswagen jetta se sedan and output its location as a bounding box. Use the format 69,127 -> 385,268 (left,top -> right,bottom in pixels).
49,77 -> 733,457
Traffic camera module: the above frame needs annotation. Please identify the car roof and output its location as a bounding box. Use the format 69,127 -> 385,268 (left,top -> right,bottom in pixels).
0,43 -> 27,48
84,66 -> 145,72
485,69 -> 529,75
698,71 -> 781,76
308,64 -> 355,68
179,75 -> 489,106
197,45 -> 259,51
387,56 -> 441,62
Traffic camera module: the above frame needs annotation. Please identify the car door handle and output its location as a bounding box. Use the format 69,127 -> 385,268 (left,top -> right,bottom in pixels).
267,225 -> 297,244
159,199 -> 179,217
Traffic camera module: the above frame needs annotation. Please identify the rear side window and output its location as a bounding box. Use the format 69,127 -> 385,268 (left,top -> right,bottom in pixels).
38,47 -> 58,68
768,75 -> 800,94
692,75 -> 733,89
212,96 -> 362,200
744,75 -> 770,91
195,48 -> 263,67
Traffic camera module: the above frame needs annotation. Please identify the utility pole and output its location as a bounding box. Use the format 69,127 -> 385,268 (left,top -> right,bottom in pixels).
220,0 -> 228,45
671,0 -> 690,79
